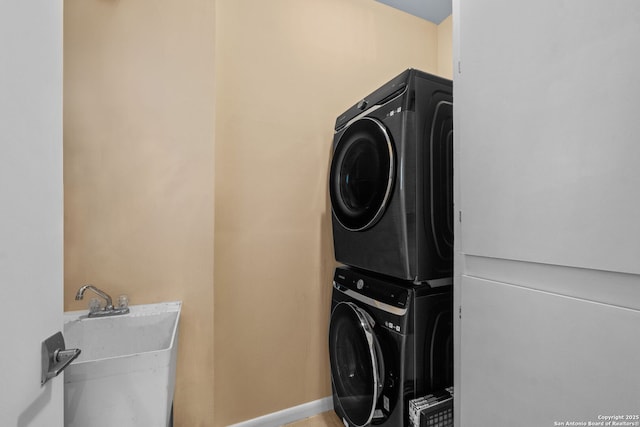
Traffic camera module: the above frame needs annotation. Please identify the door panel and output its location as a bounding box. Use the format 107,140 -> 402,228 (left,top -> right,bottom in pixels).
460,275 -> 640,426
457,0 -> 640,274
0,0 -> 63,425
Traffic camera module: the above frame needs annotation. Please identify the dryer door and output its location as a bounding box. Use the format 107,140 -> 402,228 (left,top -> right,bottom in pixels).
330,117 -> 395,231
329,302 -> 385,427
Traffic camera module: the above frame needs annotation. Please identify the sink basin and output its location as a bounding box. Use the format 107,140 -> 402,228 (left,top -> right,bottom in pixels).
63,301 -> 181,427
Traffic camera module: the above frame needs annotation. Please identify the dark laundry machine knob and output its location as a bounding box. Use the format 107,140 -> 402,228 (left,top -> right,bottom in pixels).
357,99 -> 368,110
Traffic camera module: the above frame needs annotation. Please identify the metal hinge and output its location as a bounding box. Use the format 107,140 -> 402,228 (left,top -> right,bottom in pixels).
458,305 -> 462,320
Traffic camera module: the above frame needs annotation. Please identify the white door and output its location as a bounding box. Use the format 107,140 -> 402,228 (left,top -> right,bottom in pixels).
453,0 -> 640,425
0,0 -> 64,425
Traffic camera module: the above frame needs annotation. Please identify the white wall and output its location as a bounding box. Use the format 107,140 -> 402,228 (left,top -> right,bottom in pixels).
454,1 -> 640,425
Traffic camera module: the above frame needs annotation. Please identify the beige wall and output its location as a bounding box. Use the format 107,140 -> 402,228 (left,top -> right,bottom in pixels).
214,1 -> 447,425
63,0 -> 215,426
64,0 -> 452,425
438,15 -> 454,79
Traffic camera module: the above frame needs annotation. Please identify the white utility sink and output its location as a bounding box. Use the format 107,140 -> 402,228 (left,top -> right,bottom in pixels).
63,301 -> 181,427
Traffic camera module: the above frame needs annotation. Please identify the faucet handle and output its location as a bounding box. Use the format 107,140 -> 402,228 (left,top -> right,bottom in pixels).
88,298 -> 101,313
118,294 -> 129,309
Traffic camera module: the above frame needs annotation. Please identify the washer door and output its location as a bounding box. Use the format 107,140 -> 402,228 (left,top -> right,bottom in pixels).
329,302 -> 385,427
330,117 -> 395,231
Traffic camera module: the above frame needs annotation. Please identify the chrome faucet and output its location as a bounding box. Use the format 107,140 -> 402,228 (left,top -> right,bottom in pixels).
75,284 -> 129,317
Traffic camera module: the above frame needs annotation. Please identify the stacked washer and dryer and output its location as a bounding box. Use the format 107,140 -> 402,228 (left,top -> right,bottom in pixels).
328,69 -> 454,427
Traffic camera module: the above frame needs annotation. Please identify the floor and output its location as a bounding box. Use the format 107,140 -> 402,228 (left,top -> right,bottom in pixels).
284,411 -> 343,427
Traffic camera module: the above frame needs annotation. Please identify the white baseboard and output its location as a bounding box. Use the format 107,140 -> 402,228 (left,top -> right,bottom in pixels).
227,397 -> 334,427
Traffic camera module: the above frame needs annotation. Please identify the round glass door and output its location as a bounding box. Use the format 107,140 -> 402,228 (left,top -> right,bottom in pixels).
330,117 -> 395,231
329,302 -> 384,427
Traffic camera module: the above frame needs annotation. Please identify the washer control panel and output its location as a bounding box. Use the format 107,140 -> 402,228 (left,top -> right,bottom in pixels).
333,267 -> 410,310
